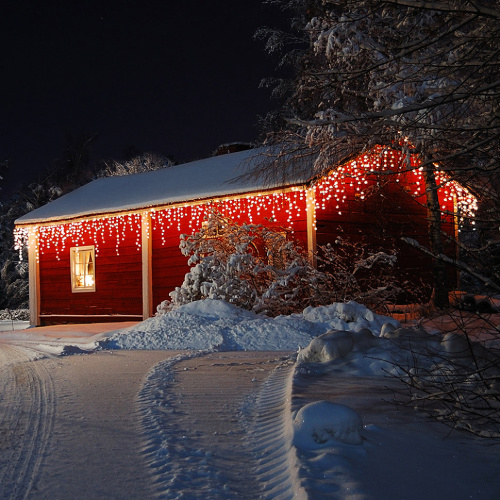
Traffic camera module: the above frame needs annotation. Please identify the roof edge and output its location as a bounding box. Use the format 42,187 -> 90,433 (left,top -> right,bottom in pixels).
14,182 -> 309,227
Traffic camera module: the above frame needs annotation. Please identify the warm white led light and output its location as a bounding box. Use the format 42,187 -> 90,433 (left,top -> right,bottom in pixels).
13,147 -> 478,259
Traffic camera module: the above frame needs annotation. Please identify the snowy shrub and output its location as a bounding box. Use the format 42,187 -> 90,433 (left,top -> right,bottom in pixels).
0,308 -> 29,321
316,237 -> 402,311
168,211 -> 319,315
162,211 -> 403,317
289,237 -> 408,315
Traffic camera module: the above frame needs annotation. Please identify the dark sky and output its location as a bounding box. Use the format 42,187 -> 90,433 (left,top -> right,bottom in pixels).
1,0 -> 287,194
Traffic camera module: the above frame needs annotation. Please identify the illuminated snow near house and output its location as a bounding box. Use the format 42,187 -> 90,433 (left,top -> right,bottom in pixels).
102,299 -> 400,351
99,299 -> 499,500
1,299 -> 499,499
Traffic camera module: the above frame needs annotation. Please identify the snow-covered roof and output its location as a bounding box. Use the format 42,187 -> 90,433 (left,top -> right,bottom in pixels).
16,148 -> 311,225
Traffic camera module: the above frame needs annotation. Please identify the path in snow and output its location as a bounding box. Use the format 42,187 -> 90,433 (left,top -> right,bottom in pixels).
139,351 -> 295,498
0,349 -> 179,500
249,358 -> 306,500
0,342 -> 299,499
0,343 -> 55,500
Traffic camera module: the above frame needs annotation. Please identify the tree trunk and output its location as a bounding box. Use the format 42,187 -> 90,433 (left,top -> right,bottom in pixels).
422,163 -> 449,309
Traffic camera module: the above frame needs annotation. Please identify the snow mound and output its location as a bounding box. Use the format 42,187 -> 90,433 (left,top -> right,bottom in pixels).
102,299 -> 315,351
102,312 -> 225,350
297,328 -> 380,364
174,299 -> 258,320
440,332 -> 486,358
302,301 -> 399,335
293,401 -> 364,448
101,299 -> 400,352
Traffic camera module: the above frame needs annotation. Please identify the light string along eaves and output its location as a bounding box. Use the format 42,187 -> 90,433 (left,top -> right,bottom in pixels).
14,149 -> 477,260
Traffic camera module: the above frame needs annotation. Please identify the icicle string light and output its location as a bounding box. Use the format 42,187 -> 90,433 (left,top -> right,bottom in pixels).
313,147 -> 478,221
13,148 -> 478,259
13,190 -> 307,259
150,190 -> 306,237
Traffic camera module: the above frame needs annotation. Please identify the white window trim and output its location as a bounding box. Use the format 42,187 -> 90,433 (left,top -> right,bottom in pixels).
70,246 -> 96,293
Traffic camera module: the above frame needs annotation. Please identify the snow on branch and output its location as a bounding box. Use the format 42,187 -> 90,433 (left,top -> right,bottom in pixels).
160,211 -> 403,316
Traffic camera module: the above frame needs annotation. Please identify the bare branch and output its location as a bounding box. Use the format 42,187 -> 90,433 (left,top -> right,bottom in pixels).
380,0 -> 500,19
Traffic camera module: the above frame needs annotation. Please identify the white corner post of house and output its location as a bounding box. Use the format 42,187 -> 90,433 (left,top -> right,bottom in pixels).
28,227 -> 41,326
141,212 -> 153,319
306,187 -> 317,267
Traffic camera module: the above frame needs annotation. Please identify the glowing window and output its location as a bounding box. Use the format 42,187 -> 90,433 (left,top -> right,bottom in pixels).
70,246 -> 95,292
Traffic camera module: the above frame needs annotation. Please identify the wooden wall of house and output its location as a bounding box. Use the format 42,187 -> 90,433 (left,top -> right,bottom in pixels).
150,194 -> 309,309
151,227 -> 190,310
38,220 -> 143,324
314,175 -> 457,294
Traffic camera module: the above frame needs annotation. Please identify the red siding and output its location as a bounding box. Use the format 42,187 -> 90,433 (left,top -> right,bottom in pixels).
150,193 -> 309,308
151,230 -> 190,309
39,218 -> 142,323
314,171 -> 457,290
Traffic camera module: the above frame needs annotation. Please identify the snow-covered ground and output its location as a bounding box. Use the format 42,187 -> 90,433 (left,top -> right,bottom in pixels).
101,299 -> 500,498
1,299 -> 499,498
0,319 -> 29,331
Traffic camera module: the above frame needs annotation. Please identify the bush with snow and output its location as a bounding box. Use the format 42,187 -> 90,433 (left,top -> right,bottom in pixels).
161,211 -> 403,317
315,238 -> 402,311
0,308 -> 29,321
165,211 -> 324,316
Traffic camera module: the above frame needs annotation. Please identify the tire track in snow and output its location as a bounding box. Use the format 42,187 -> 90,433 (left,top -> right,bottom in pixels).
138,351 -> 221,499
246,360 -> 307,500
0,344 -> 55,500
139,351 -> 294,499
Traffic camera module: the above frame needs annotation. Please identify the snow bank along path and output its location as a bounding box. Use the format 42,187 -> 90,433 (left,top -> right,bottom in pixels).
104,299 -> 400,351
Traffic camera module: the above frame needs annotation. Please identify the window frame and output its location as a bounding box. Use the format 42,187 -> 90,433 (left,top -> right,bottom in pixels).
70,245 -> 96,293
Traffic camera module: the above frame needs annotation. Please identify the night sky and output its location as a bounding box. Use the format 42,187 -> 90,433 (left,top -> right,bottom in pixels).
1,0 -> 287,195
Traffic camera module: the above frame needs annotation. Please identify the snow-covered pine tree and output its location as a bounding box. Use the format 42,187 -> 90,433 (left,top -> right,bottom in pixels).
167,211 -> 314,314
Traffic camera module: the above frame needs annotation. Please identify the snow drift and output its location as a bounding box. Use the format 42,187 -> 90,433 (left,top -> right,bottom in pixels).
101,299 -> 400,351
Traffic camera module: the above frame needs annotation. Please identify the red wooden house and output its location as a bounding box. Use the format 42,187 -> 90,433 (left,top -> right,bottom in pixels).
14,146 -> 476,326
